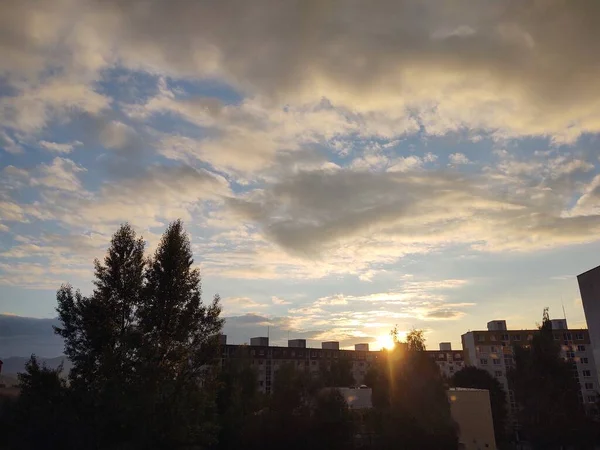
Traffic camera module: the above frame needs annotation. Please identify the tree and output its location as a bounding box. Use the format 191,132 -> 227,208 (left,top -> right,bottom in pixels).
364,328 -> 458,449
216,347 -> 263,450
136,219 -> 224,449
2,356 -> 75,450
310,389 -> 355,450
451,366 -> 507,443
406,328 -> 426,352
53,223 -> 147,448
508,308 -> 592,449
319,358 -> 355,387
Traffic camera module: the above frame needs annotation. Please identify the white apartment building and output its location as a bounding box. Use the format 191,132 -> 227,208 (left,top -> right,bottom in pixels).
462,319 -> 599,430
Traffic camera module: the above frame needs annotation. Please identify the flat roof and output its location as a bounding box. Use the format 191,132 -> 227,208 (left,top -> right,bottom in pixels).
577,264 -> 600,279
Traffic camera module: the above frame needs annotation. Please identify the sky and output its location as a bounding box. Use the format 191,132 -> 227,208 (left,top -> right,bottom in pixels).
2,0 -> 600,357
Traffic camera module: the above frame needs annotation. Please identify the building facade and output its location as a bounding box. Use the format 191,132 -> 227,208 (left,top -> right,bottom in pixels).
462,319 -> 599,430
426,342 -> 465,378
220,337 -> 380,393
448,388 -> 497,450
578,264 -> 600,380
220,337 -> 464,393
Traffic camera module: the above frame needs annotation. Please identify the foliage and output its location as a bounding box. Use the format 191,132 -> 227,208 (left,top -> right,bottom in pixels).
451,366 -> 507,442
319,358 -> 355,387
508,308 -> 594,449
364,328 -> 458,449
406,328 -> 426,352
3,221 -> 224,450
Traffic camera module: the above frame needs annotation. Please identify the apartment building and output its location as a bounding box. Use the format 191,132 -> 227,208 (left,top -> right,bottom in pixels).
219,336 -> 464,393
220,337 -> 379,393
462,319 -> 599,428
578,264 -> 600,379
426,342 -> 465,378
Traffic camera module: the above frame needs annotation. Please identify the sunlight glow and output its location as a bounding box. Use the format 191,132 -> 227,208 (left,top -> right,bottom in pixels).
376,334 -> 396,350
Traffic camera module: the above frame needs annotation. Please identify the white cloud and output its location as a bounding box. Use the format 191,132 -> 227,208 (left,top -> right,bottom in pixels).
31,157 -> 87,192
0,131 -> 23,154
449,153 -> 471,165
39,140 -> 82,154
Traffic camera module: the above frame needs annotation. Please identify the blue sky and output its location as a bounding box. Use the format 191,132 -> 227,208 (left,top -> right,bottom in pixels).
2,0 -> 600,356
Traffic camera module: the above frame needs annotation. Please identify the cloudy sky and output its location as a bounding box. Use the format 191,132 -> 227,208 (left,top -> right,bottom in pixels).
2,0 -> 600,357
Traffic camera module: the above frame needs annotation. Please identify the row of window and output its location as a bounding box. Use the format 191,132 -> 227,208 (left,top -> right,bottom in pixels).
476,332 -> 586,343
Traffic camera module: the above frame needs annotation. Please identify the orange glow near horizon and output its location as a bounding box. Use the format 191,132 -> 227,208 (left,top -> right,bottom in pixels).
375,334 -> 396,350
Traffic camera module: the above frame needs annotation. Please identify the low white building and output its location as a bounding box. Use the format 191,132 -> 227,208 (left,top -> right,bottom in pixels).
448,388 -> 497,450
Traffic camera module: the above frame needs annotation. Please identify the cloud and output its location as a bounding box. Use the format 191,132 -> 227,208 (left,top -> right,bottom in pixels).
0,131 -> 23,154
226,167 -> 600,257
449,153 -> 471,165
31,157 -> 87,192
39,140 -> 82,154
5,0 -> 591,141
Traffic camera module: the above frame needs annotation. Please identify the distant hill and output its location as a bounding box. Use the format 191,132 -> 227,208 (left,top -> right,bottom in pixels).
0,356 -> 72,376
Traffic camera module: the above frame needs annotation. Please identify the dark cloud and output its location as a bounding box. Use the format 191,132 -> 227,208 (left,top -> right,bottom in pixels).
227,168 -> 600,256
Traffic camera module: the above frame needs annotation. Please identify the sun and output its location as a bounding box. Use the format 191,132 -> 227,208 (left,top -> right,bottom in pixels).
375,334 -> 396,350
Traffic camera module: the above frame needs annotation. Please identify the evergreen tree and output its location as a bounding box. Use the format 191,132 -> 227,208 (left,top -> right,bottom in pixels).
136,219 -> 224,449
451,366 -> 507,443
53,223 -> 146,448
508,308 -> 592,449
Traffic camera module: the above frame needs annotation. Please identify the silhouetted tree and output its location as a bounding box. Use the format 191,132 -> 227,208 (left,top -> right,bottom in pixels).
2,356 -> 76,449
451,366 -> 507,443
216,347 -> 263,450
319,358 -> 355,387
508,308 -> 592,449
136,219 -> 224,449
311,388 -> 355,450
364,328 -> 458,449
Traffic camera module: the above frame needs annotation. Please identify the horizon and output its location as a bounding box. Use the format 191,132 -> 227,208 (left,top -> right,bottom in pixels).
2,1 -> 600,356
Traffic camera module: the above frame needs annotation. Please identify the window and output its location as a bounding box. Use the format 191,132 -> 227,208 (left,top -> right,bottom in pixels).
577,345 -> 586,352
438,353 -> 445,360
553,334 -> 560,341
491,346 -> 497,353
566,351 -> 575,359
583,370 -> 592,378
511,335 -> 521,341
494,371 -> 503,377
480,358 -> 488,365
477,334 -> 485,342
311,360 -> 316,366
258,359 -> 263,365
587,396 -> 597,403
501,334 -> 509,341
490,334 -> 496,341
454,353 -> 462,360
449,367 -> 454,373
259,381 -> 264,387
585,382 -> 594,390
575,332 -> 585,340
493,358 -> 501,365
527,334 -> 533,341
563,333 -> 573,341
580,357 -> 589,364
